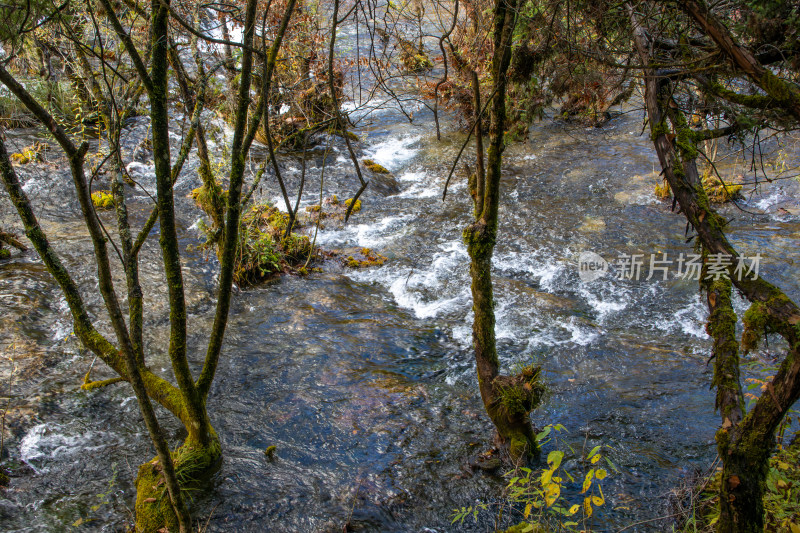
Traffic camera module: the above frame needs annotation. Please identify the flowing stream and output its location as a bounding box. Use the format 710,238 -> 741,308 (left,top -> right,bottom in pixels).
3,76 -> 800,531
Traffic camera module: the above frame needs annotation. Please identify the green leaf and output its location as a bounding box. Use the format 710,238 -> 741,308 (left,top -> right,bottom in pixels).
587,445 -> 602,460
547,450 -> 564,470
536,426 -> 552,442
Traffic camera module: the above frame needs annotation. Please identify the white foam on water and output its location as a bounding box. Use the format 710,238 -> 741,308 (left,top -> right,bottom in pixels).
388,277 -> 470,319
363,135 -> 421,171
20,424 -> 109,473
494,251 -> 566,292
346,239 -> 471,320
271,196 -> 291,212
52,296 -> 72,341
315,215 -> 411,248
451,319 -> 472,348
395,171 -> 438,198
578,284 -> 629,322
754,192 -> 784,212
125,161 -> 155,179
188,218 -> 204,232
271,196 -> 315,214
675,298 -> 708,338
561,317 -> 600,346
651,294 -> 708,338
399,170 -> 426,182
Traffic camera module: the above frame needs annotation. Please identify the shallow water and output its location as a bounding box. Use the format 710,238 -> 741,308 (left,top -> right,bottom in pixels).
2,92 -> 800,532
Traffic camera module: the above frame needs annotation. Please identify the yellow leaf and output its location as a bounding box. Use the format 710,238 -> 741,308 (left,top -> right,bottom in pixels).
524,502 -> 533,519
595,468 -> 607,480
592,494 -> 605,506
73,518 -> 84,527
789,523 -> 800,533
545,482 -> 560,507
582,470 -> 594,493
584,497 -> 593,517
568,504 -> 580,515
541,469 -> 553,486
591,454 -> 601,464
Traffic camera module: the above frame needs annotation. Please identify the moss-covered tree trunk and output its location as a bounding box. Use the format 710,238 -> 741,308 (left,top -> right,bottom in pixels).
631,6 -> 800,530
702,263 -> 759,530
464,0 -> 544,462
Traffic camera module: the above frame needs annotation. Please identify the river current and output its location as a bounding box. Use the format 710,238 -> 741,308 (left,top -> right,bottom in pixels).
2,77 -> 800,531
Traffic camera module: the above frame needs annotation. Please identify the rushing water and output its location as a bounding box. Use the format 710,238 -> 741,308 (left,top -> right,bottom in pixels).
3,84 -> 800,532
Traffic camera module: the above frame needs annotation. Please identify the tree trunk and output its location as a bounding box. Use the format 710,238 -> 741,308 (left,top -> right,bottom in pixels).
464,0 -> 544,462
702,266 -> 757,531
629,6 -> 800,530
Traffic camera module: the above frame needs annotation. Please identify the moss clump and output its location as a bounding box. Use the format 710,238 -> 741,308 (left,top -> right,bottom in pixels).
135,437 -> 221,533
329,195 -> 339,205
655,179 -> 672,199
9,143 -> 47,165
189,182 -> 227,214
0,469 -> 9,487
344,198 -> 362,213
742,301 -> 773,352
344,248 -> 387,269
362,159 -> 391,174
495,365 -> 545,419
233,204 -> 315,286
653,174 -> 742,203
189,181 -> 227,242
281,233 -> 313,263
264,445 -> 277,459
399,41 -> 434,72
91,191 -> 115,210
0,248 -> 9,260
702,172 -> 743,203
305,204 -> 321,212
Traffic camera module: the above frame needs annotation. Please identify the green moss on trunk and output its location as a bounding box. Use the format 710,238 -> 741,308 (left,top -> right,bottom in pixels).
135,435 -> 221,533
